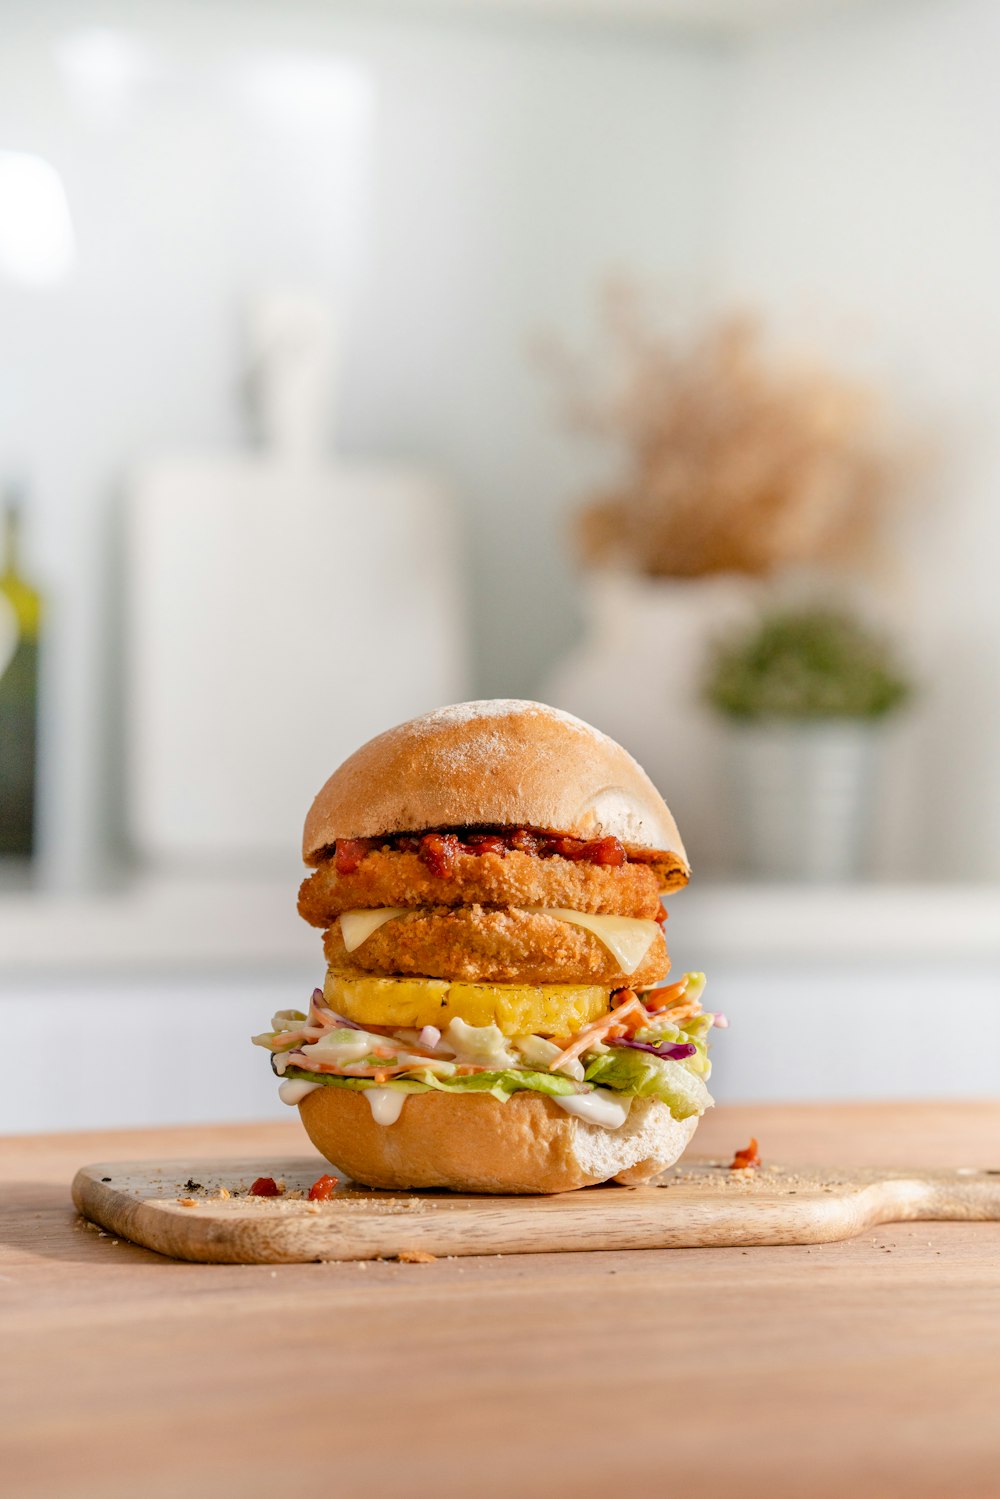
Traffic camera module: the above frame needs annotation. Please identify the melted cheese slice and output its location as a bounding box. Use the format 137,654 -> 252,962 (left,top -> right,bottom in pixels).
536,908 -> 659,975
339,908 -> 408,952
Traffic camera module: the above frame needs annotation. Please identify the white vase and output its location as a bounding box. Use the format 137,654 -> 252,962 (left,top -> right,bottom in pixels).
542,571 -> 761,876
723,721 -> 882,881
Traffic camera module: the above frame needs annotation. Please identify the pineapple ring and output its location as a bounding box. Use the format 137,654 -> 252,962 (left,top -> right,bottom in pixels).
323,971 -> 610,1038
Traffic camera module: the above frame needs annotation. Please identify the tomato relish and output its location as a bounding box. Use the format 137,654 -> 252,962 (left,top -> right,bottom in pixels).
331,828 -> 652,879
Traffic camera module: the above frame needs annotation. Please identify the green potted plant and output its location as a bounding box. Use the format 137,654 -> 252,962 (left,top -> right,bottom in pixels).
704,608 -> 912,880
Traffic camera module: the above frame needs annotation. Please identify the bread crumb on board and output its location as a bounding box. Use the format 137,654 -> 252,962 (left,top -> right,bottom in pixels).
397,1249 -> 438,1264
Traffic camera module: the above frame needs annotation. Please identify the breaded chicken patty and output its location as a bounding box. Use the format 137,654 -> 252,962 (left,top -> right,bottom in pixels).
323,905 -> 670,987
298,848 -> 664,929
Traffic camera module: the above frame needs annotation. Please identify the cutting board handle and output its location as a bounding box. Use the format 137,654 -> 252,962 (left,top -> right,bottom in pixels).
896,1167 -> 1000,1222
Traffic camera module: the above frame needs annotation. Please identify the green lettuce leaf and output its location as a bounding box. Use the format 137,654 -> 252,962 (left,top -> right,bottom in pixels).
629,1013 -> 714,1080
284,1068 -> 431,1094
284,1056 -> 712,1121
414,1066 -> 580,1102
282,1065 -> 581,1105
583,1049 -> 713,1120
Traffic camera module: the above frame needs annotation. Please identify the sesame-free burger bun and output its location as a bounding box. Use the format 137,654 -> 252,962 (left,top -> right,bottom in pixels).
298,1086 -> 698,1194
302,700 -> 689,891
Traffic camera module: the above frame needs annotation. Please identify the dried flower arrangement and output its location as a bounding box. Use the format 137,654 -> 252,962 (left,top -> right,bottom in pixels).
538,284 -> 898,579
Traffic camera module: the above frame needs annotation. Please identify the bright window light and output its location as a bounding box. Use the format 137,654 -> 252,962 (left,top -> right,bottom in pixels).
234,53 -> 374,136
54,28 -> 157,119
0,151 -> 76,287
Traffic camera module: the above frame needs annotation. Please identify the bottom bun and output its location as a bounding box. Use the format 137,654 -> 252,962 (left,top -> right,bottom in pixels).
297,1086 -> 699,1194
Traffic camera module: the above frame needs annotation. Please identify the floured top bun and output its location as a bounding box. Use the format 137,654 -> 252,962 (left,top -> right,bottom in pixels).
302,700 -> 689,890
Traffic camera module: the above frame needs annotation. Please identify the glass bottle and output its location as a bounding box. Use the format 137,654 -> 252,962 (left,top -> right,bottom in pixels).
0,491 -> 42,857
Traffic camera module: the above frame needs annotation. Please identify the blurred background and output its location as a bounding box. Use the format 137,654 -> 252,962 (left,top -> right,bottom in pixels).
2,0 -> 998,1133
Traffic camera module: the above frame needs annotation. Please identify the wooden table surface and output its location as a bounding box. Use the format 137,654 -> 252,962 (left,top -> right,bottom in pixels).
3,1102 -> 999,1499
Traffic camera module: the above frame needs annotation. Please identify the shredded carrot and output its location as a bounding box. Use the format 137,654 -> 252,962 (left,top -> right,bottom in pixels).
661,1005 -> 699,1026
255,1029 -> 315,1051
650,978 -> 691,1009
307,998 -> 342,1028
618,1007 -> 649,1036
547,993 -> 646,1072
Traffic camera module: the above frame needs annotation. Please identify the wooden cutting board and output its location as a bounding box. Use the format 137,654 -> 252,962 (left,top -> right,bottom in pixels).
72,1154 -> 1000,1264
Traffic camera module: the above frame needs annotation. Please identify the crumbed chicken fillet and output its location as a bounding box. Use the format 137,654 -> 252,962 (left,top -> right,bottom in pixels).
323,904 -> 670,987
299,848 -> 664,928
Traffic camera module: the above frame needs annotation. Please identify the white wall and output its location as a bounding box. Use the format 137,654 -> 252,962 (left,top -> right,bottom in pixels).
715,0 -> 1000,877
5,0 -> 999,885
0,1 -> 723,886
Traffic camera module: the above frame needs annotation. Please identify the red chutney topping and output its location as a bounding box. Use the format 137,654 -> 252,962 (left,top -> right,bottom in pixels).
730,1139 -> 762,1172
249,1176 -> 282,1197
308,1174 -> 338,1201
332,828 -> 634,878
334,838 -> 376,875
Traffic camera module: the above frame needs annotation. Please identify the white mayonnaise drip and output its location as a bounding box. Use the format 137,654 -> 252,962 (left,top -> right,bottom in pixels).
278,1078 -> 322,1105
553,1089 -> 632,1130
365,1087 -> 406,1126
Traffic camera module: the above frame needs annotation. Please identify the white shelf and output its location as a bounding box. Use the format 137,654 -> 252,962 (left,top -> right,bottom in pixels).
672,883 -> 1000,964
1,876 -> 997,976
0,876 -> 316,976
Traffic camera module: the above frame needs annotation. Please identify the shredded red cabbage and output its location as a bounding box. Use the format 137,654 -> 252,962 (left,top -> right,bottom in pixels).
610,1037 -> 697,1061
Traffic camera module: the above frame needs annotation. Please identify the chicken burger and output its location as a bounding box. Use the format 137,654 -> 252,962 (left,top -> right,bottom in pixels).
253,700 -> 722,1193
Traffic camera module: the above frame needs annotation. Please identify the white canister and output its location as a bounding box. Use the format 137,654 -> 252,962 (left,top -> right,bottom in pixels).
723,720 -> 882,882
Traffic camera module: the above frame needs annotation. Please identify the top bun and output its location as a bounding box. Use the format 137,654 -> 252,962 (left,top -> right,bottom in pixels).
302,700 -> 689,890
